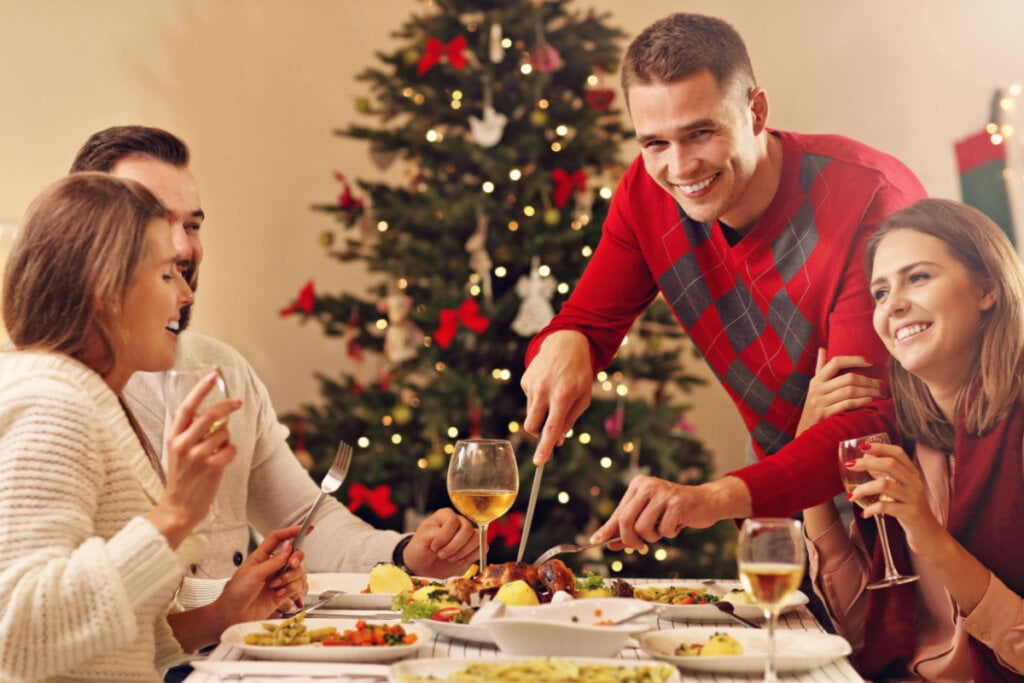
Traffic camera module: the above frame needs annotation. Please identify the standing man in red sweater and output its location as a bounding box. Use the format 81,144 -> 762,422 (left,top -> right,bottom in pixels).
521,13 -> 926,549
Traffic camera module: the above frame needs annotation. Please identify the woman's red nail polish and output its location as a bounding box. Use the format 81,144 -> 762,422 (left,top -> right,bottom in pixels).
845,492 -> 853,500
858,443 -> 871,451
843,460 -> 856,468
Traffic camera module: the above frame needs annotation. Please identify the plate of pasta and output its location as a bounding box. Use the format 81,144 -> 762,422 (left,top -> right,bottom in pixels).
388,656 -> 681,682
221,616 -> 431,663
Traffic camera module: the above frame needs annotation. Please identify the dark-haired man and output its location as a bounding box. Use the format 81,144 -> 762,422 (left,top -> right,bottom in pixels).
72,126 -> 478,609
521,13 -> 926,547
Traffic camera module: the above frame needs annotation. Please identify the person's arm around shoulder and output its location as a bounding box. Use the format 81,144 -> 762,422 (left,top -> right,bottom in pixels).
521,330 -> 594,465
800,348 -> 883,539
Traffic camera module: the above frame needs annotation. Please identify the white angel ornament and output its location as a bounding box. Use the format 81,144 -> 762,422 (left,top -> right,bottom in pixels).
511,256 -> 556,337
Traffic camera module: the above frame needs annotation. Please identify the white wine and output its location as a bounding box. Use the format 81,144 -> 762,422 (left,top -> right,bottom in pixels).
739,562 -> 802,609
450,488 -> 516,524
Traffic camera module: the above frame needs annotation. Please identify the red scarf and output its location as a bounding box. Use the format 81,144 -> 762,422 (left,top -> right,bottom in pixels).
854,401 -> 1024,681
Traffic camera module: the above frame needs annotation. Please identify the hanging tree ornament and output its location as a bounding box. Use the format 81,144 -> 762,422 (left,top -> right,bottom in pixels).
379,291 -> 424,364
585,66 -> 616,113
529,10 -> 562,73
511,256 -> 556,337
489,21 -> 505,64
468,78 -> 507,148
369,141 -> 399,171
341,305 -> 365,363
464,202 -> 494,304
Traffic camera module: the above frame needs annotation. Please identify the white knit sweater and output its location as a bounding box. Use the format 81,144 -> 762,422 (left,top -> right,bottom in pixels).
0,351 -> 204,682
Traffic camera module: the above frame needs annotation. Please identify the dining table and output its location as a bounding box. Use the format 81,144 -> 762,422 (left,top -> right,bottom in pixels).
181,575 -> 865,683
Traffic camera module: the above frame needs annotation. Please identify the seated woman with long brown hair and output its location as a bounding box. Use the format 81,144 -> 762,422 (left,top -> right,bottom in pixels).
0,173 -> 307,682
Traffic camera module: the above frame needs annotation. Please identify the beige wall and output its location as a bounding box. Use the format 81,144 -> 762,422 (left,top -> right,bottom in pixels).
2,0 -> 1023,474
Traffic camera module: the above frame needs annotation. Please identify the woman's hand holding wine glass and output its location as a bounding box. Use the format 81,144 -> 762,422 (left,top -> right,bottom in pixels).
149,366 -> 242,548
839,433 -> 919,589
447,438 -> 519,572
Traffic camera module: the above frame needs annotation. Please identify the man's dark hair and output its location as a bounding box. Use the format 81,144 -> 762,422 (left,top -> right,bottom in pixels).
70,125 -> 190,173
621,13 -> 756,107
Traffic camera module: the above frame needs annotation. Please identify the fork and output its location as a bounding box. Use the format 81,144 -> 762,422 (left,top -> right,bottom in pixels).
532,536 -> 621,566
281,441 -> 352,572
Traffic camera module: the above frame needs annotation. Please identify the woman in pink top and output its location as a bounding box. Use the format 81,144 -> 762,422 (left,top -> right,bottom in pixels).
799,199 -> 1024,682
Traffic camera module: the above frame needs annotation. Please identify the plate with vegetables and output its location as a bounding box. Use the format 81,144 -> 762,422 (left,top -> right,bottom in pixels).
221,616 -> 431,662
621,579 -> 807,622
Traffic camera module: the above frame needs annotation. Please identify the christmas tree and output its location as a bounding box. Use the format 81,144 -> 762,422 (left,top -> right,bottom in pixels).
280,0 -> 736,579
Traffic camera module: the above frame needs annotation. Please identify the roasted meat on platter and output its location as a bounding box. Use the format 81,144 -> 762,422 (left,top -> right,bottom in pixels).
445,559 -> 576,604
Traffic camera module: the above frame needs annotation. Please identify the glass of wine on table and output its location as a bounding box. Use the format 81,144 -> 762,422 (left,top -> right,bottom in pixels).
737,517 -> 805,683
447,439 -> 519,573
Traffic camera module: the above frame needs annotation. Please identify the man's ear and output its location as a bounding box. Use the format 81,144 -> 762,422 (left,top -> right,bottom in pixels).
749,87 -> 769,135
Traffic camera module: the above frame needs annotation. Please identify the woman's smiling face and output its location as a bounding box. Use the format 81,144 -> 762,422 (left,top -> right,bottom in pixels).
870,227 -> 995,394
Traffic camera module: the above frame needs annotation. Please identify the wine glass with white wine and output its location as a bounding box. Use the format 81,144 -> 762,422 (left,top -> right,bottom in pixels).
737,517 -> 805,683
164,365 -> 231,523
447,438 -> 519,573
839,432 -> 919,589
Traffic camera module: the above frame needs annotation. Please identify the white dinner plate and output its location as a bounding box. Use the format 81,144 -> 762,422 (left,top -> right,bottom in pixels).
638,627 -> 851,673
415,618 -> 496,645
388,656 -> 682,682
220,617 -> 432,663
306,572 -> 427,611
629,581 -> 808,622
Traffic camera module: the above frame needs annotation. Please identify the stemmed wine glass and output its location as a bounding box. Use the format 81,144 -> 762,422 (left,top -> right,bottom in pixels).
839,433 -> 919,589
737,517 -> 805,683
447,438 -> 519,573
164,365 -> 231,523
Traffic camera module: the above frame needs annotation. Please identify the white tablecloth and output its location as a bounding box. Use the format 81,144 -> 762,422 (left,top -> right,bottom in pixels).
182,582 -> 864,682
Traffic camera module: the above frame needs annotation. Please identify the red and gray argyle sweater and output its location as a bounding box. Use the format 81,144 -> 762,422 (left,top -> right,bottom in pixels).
528,130 -> 926,514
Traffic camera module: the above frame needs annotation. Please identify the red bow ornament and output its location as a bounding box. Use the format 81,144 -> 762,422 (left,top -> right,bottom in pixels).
417,35 -> 468,76
551,168 -> 587,209
486,511 -> 523,548
434,298 -> 490,349
333,172 -> 364,211
347,482 -> 399,518
279,280 -> 316,317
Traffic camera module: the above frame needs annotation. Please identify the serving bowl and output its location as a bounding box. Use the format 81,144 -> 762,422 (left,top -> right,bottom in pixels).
482,598 -> 656,658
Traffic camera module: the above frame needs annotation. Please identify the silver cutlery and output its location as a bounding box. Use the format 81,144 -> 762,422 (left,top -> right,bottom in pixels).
532,536 -> 621,566
516,462 -> 544,562
293,442 -> 353,552
714,600 -> 762,628
278,589 -> 344,618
